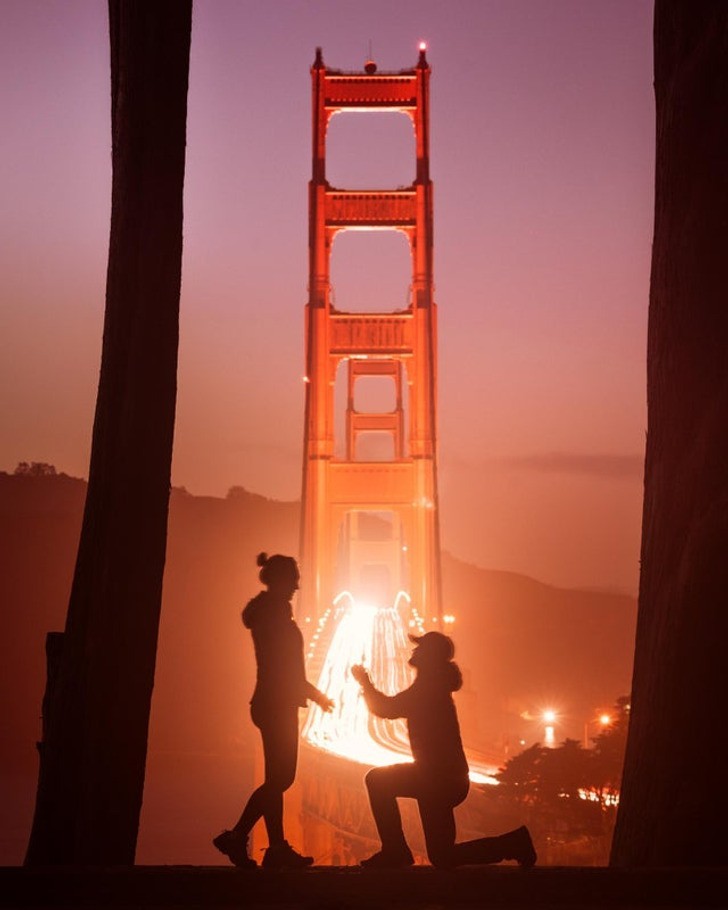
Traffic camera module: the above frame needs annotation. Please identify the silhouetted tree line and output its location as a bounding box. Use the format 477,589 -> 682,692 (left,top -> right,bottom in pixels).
14,462 -> 57,477
493,697 -> 629,864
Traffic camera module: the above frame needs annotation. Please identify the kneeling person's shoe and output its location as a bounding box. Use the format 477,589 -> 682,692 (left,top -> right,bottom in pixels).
212,830 -> 257,869
504,826 -> 537,868
262,840 -> 314,869
360,845 -> 414,869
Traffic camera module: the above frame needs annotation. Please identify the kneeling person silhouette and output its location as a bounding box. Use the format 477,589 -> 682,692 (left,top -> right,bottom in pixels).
351,632 -> 536,870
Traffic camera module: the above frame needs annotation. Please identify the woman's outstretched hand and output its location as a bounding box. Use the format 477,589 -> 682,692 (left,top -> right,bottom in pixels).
316,691 -> 335,713
350,664 -> 370,686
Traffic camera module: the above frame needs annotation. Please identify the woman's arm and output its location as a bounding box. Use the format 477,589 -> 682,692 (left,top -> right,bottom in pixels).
305,679 -> 334,712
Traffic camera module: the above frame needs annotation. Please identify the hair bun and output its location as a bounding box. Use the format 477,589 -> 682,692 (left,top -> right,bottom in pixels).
256,552 -> 269,567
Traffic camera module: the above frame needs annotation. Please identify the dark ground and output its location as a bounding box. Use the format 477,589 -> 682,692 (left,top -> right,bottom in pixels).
0,866 -> 724,910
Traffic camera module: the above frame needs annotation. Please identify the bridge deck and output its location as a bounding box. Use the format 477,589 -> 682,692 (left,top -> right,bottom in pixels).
1,865 -> 724,909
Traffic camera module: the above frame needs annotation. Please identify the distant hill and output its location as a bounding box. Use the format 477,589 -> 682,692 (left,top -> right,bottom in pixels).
0,472 -> 635,864
442,555 -> 636,752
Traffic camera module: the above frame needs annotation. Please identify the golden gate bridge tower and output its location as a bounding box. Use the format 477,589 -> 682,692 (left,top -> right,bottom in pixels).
299,44 -> 442,623
286,47 -> 497,866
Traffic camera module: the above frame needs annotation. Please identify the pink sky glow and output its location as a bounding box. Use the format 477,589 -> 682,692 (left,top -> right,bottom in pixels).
0,1 -> 654,591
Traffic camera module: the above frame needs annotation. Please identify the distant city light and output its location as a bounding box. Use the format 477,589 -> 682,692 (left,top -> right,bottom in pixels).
443,614 -> 456,624
599,713 -> 612,726
543,708 -> 557,746
579,787 -> 620,808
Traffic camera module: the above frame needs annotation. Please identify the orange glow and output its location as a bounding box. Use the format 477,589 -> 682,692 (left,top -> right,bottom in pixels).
599,713 -> 612,726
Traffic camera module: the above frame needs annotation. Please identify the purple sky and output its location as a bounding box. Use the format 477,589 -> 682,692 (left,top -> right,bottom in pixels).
0,1 -> 654,591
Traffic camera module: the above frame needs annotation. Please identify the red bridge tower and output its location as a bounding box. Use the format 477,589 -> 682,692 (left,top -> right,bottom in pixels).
300,45 -> 441,622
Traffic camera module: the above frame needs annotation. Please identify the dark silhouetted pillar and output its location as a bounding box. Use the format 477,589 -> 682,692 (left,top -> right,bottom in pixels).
611,1 -> 728,866
26,0 -> 192,865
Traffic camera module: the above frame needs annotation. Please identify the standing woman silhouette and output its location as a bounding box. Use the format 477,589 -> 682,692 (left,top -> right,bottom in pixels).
214,553 -> 333,869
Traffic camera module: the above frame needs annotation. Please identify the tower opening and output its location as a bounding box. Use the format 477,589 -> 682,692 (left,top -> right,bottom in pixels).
326,111 -> 415,189
333,358 -> 410,461
355,431 -> 396,462
354,374 -> 398,412
330,230 -> 411,313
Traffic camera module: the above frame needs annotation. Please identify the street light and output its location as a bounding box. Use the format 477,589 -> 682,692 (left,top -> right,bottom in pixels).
543,709 -> 557,747
584,712 -> 613,748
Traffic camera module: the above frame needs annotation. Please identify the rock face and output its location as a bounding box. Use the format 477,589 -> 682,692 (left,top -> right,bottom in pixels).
611,2 -> 728,866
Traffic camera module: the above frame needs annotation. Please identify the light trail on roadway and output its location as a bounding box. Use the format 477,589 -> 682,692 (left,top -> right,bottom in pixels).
302,592 -> 499,785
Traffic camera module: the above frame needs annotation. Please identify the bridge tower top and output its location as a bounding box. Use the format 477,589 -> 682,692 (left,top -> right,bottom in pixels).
310,44 -> 431,185
300,46 -> 441,624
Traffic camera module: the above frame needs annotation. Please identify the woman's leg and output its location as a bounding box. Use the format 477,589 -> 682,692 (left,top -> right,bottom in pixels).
233,707 -> 299,845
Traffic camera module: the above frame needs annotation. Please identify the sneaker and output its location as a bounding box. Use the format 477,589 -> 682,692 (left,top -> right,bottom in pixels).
212,829 -> 257,869
262,840 -> 314,870
360,845 -> 414,869
505,826 -> 537,868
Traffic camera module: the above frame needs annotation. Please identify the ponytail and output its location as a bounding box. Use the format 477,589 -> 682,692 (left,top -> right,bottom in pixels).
257,552 -> 299,586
